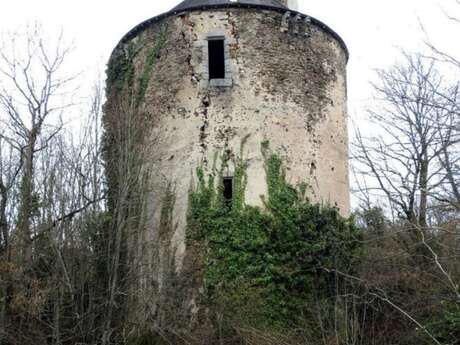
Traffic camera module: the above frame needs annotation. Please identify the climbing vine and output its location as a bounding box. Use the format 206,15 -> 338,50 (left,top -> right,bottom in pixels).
136,30 -> 168,106
187,143 -> 362,329
106,28 -> 168,105
104,27 -> 169,212
106,41 -> 137,91
159,183 -> 176,239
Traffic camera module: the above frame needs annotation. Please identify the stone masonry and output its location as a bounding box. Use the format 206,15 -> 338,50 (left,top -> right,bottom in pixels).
104,0 -> 349,331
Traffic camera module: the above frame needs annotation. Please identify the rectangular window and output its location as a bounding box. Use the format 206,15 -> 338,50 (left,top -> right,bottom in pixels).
208,39 -> 225,79
223,177 -> 233,206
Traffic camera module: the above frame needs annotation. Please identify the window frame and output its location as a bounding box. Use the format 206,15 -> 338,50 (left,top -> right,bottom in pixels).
208,37 -> 226,80
222,176 -> 234,207
201,33 -> 233,88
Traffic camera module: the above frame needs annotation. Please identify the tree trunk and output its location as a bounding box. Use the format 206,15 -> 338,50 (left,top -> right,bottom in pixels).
441,147 -> 460,209
52,288 -> 62,345
102,190 -> 127,345
17,133 -> 36,265
0,184 -> 8,254
418,154 -> 429,229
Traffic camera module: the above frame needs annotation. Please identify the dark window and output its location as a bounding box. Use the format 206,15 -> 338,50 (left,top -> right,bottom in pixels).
208,39 -> 225,79
223,177 -> 233,206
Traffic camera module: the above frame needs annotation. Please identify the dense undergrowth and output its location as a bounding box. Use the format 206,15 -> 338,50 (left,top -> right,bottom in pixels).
186,144 -> 362,339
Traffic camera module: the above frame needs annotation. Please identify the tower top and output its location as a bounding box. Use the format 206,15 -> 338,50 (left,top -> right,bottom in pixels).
172,0 -> 288,13
114,0 -> 348,59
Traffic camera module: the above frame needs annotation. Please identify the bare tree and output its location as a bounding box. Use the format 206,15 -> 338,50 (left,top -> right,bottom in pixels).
354,53 -> 459,231
0,136 -> 21,255
352,49 -> 460,345
0,23 -> 76,265
420,1 -> 460,211
101,71 -> 150,345
0,24 -> 109,345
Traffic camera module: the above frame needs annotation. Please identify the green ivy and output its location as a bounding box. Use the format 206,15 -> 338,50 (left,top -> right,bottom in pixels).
136,31 -> 167,106
187,143 -> 362,329
425,302 -> 460,345
106,41 -> 137,91
106,29 -> 167,102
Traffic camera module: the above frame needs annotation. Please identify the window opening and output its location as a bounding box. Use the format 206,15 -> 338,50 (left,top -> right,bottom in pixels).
223,176 -> 233,206
208,39 -> 225,79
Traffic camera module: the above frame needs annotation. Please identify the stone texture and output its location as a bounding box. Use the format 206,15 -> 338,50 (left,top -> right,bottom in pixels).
104,6 -> 349,331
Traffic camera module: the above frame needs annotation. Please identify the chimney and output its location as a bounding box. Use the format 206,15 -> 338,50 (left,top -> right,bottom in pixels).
278,0 -> 299,11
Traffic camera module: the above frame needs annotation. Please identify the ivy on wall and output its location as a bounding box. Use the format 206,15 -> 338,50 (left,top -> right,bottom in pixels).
106,41 -> 137,92
106,29 -> 168,106
103,28 -> 168,212
187,143 -> 361,329
136,31 -> 167,106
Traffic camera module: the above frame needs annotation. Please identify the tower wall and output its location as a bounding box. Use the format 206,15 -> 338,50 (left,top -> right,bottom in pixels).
104,7 -> 348,329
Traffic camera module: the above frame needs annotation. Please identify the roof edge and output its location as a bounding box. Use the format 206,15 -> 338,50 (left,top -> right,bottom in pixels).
114,4 -> 349,61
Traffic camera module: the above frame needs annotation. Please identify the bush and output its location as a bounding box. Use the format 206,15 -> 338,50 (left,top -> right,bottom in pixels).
187,146 -> 361,331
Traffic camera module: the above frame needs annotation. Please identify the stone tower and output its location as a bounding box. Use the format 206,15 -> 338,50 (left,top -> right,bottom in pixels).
104,0 -> 349,333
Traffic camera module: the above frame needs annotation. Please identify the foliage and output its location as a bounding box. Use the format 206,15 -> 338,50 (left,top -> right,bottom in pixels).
187,144 -> 361,329
136,31 -> 167,106
353,218 -> 460,345
354,206 -> 387,235
106,29 -> 168,106
425,302 -> 460,345
81,211 -> 113,284
106,41 -> 137,91
127,331 -> 171,345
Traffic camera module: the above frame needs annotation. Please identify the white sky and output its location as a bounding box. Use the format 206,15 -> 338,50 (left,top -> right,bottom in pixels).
1,0 -> 459,211
1,0 -> 459,118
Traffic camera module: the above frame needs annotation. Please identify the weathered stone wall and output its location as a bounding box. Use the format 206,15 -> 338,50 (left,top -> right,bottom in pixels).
104,7 -> 348,331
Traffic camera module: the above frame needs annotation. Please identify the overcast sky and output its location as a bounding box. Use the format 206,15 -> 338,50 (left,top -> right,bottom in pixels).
1,0 -> 459,119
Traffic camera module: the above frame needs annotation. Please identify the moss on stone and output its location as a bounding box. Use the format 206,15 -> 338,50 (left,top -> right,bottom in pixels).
136,30 -> 168,107
106,41 -> 137,91
106,29 -> 168,105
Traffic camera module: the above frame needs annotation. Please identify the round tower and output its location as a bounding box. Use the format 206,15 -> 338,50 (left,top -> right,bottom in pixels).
104,0 -> 349,334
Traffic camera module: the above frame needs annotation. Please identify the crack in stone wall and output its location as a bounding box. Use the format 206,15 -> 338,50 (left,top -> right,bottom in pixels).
104,7 -> 349,332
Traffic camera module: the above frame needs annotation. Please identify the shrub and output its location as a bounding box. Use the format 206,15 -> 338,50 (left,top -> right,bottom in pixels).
187,145 -> 361,331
